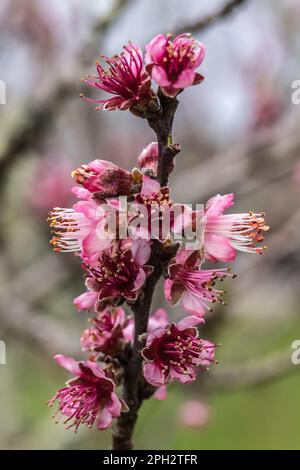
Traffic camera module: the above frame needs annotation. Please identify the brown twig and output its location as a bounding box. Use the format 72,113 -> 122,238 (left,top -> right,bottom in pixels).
175,0 -> 249,35
147,90 -> 179,186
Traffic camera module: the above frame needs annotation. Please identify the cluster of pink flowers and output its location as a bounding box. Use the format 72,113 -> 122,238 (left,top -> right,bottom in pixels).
48,34 -> 269,433
81,33 -> 205,113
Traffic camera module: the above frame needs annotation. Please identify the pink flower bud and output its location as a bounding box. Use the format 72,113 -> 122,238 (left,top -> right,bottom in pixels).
138,142 -> 159,174
71,159 -> 133,196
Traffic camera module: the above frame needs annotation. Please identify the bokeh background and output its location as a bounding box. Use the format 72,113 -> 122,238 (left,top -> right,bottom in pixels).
0,0 -> 300,450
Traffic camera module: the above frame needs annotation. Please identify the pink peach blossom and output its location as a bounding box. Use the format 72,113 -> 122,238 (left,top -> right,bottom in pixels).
145,33 -> 205,97
49,355 -> 122,431
80,307 -> 133,356
164,249 -> 234,318
142,316 -> 216,387
132,175 -> 191,240
78,239 -> 153,311
82,43 -> 154,111
49,193 -> 116,263
202,193 -> 269,262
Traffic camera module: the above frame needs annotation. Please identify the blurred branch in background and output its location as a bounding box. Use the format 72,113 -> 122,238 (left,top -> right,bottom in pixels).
176,0 -> 249,35
0,0 -> 251,184
205,352 -> 296,391
0,255 -> 77,356
0,0 -> 133,184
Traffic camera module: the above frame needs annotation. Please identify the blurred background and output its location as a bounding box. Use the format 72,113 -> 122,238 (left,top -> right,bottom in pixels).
0,0 -> 300,450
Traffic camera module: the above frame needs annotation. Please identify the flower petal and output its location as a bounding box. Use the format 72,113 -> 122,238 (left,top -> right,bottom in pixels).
141,175 -> 161,197
170,366 -> 196,384
152,65 -> 171,87
182,291 -> 206,316
193,42 -> 206,68
143,361 -> 166,387
205,193 -> 234,217
174,69 -> 195,89
133,268 -> 146,291
204,233 -> 236,262
131,239 -> 151,266
177,315 -> 204,331
108,393 -> 122,418
96,408 -> 113,430
153,385 -> 167,400
54,354 -> 82,376
73,291 -> 98,311
148,308 -> 169,331
145,34 -> 168,63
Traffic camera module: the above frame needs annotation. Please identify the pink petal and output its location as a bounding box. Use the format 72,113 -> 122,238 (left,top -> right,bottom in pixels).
88,159 -> 108,173
113,307 -> 126,326
73,291 -> 98,311
182,291 -> 206,316
131,239 -> 151,266
141,175 -> 161,197
145,326 -> 167,346
145,34 -> 168,63
205,193 -> 234,217
164,278 -> 173,302
174,69 -> 196,89
170,366 -> 196,384
71,186 -> 91,200
148,308 -> 169,331
175,248 -> 191,264
83,360 -> 108,379
198,340 -> 216,367
96,408 -> 113,430
138,141 -> 158,173
151,65 -> 171,87
177,315 -> 204,331
204,233 -> 236,262
107,393 -> 122,418
143,361 -> 166,387
73,200 -> 98,220
192,42 -> 206,68
132,268 -> 146,291
54,354 -> 82,376
153,385 -> 167,400
82,231 -> 112,263
123,319 -> 134,343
